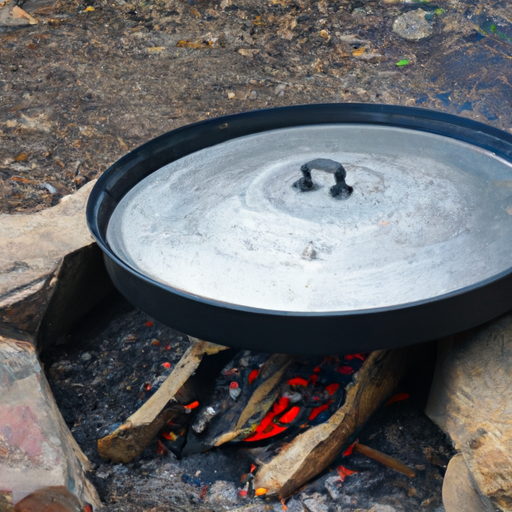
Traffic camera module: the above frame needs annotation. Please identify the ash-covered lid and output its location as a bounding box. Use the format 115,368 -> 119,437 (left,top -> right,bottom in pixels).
107,124 -> 512,313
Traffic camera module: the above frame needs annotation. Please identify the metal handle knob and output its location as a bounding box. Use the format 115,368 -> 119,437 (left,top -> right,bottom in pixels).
293,158 -> 353,199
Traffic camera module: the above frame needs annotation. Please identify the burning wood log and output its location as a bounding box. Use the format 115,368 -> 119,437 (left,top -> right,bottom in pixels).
185,350 -> 368,453
183,352 -> 296,454
97,338 -> 228,463
251,347 -> 416,498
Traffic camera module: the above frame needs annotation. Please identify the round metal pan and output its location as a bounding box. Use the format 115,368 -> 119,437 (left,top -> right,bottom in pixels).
86,104 -> 512,355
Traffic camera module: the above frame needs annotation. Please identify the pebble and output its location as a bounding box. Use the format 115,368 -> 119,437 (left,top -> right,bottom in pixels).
274,84 -> 286,96
205,480 -> 240,508
302,493 -> 330,512
392,9 -> 433,41
53,360 -> 73,372
367,505 -> 401,512
324,475 -> 342,500
81,352 -> 92,361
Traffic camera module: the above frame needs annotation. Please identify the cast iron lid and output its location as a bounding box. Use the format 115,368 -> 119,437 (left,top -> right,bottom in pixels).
87,104 -> 512,354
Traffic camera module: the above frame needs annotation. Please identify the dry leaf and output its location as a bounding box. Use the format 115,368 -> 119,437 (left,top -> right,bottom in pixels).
352,47 -> 366,57
148,46 -> 165,52
177,40 -> 207,49
117,137 -> 128,150
238,48 -> 260,58
14,152 -> 28,162
11,5 -> 38,24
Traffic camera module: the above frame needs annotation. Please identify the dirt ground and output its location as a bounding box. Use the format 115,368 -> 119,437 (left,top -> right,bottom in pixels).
1,0 -> 511,213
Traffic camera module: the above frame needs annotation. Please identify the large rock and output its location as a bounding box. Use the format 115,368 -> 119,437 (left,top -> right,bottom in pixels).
426,314 -> 512,511
0,181 -> 113,347
443,454 -> 499,512
0,336 -> 100,508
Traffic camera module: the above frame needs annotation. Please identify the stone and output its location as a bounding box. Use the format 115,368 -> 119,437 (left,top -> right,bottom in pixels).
368,505 -> 400,512
284,499 -> 307,512
442,454 -> 499,512
204,481 -> 240,509
0,180 -> 113,346
302,493 -> 330,512
392,10 -> 434,41
0,336 -> 101,509
324,476 -> 342,500
13,486 -> 85,512
426,314 -> 512,511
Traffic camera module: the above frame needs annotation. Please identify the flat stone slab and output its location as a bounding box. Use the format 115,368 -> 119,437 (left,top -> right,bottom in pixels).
0,336 -> 100,508
0,181 -> 113,344
0,181 -> 94,298
426,314 -> 512,511
443,454 -> 499,512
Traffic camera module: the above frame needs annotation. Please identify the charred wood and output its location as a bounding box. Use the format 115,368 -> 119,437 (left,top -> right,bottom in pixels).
252,347 -> 416,498
97,338 -> 229,463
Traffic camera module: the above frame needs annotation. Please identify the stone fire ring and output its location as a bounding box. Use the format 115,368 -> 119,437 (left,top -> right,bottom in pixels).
0,182 -> 510,512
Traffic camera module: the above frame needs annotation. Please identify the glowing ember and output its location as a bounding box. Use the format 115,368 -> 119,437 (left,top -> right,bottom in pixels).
144,321 -> 154,327
308,401 -> 332,421
345,353 -> 367,361
337,366 -> 355,375
162,362 -> 171,369
342,442 -> 356,457
336,464 -> 358,482
255,488 -> 268,496
157,439 -> 167,455
184,401 -> 200,409
385,392 -> 410,406
325,383 -> 340,396
248,369 -> 259,384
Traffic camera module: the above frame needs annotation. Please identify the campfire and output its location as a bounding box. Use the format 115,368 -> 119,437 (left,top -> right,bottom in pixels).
95,334 -> 419,501
38,300 -> 455,512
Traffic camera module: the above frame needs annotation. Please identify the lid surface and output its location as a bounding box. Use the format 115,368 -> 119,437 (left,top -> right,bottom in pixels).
106,123 -> 512,313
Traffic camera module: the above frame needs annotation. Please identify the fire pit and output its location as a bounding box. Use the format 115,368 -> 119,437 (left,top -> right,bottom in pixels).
87,103 -> 512,355
77,103 -> 512,509
42,301 -> 453,512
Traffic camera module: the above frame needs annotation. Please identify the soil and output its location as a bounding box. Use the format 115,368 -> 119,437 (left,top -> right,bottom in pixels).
1,0 -> 512,213
42,293 -> 454,512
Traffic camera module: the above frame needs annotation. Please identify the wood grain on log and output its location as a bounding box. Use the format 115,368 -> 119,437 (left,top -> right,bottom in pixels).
252,347 -> 414,498
183,352 -> 295,454
97,338 -> 228,463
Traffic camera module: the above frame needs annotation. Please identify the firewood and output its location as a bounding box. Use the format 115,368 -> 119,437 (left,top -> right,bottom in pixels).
97,338 -> 228,463
183,352 -> 296,454
252,347 -> 416,498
